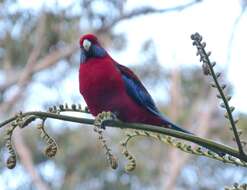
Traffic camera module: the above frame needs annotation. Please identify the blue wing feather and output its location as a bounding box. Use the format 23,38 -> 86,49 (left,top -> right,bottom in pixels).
116,64 -> 225,156
121,75 -> 160,115
116,64 -> 164,118
116,64 -> 190,129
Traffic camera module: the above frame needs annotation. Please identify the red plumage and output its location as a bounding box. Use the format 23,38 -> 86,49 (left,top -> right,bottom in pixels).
79,34 -> 165,126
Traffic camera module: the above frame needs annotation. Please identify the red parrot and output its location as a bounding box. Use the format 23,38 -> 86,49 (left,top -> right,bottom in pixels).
78,34 -> 224,155
79,34 -> 183,130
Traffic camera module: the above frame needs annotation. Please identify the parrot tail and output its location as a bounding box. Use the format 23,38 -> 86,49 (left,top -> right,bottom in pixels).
165,120 -> 225,156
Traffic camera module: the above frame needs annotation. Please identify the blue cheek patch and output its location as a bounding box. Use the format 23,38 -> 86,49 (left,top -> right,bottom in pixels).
92,44 -> 106,58
80,44 -> 106,63
80,49 -> 86,64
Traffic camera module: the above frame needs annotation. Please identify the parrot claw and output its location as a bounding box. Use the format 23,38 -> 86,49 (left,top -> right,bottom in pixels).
94,111 -> 117,129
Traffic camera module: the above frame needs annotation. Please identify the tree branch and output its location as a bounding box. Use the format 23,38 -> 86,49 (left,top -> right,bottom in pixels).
99,0 -> 203,31
1,109 -> 246,162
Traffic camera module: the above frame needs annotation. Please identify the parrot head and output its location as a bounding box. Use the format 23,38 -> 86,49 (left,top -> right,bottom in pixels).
79,34 -> 107,64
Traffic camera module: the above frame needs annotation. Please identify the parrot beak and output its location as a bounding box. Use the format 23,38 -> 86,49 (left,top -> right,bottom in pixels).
80,49 -> 86,64
83,39 -> 91,52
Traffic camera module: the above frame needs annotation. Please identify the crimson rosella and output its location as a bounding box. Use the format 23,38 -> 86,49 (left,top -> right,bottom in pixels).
79,34 -> 224,155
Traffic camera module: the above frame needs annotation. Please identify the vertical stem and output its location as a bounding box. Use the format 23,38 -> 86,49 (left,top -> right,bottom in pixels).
207,58 -> 244,155
191,33 -> 245,155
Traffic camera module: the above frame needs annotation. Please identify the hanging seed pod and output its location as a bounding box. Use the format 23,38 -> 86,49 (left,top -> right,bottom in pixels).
6,155 -> 16,169
109,155 -> 118,170
93,124 -> 118,170
5,121 -> 18,169
44,144 -> 57,158
122,148 -> 136,172
37,121 -> 58,158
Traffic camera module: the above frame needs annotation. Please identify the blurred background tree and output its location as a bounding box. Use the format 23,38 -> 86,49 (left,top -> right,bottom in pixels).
0,0 -> 247,190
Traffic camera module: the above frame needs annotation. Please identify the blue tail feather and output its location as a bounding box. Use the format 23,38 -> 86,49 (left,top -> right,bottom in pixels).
164,120 -> 225,156
168,122 -> 192,134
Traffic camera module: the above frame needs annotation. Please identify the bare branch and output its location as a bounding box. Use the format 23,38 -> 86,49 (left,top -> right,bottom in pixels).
99,0 -> 202,32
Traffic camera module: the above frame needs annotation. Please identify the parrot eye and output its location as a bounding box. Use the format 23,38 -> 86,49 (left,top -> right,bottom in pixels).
83,39 -> 91,51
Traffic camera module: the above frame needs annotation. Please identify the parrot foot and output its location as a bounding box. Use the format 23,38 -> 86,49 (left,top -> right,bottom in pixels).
94,111 -> 117,129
